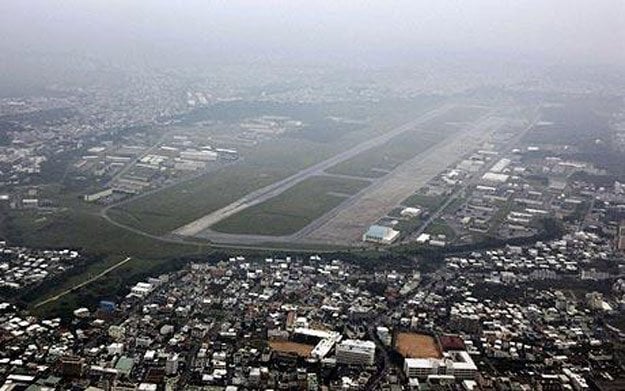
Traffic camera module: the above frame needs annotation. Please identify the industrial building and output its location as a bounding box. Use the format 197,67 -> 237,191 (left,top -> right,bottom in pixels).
83,188 -> 113,202
362,225 -> 400,244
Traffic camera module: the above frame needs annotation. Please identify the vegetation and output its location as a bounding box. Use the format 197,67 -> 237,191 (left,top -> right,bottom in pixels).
30,252 -> 226,318
425,219 -> 456,239
213,175 -> 370,236
395,217 -> 423,236
6,213 -> 565,319
402,192 -> 445,210
326,128 -> 449,178
4,209 -> 204,258
109,164 -> 296,235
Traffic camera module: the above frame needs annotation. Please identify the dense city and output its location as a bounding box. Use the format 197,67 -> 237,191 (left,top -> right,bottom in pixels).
3,1 -> 625,390
2,221 -> 625,390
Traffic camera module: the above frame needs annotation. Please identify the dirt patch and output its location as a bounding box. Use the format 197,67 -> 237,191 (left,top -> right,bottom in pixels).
394,332 -> 442,359
268,341 -> 315,357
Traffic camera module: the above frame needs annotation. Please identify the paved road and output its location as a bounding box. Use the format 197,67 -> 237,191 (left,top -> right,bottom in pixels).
100,206 -> 352,253
172,104 -> 455,237
33,256 -> 132,309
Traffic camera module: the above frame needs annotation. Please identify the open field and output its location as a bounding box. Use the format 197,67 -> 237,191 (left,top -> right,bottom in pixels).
33,256 -> 132,309
212,175 -> 370,236
2,207 -> 214,317
268,341 -> 314,357
325,126 -> 455,178
426,219 -> 457,239
394,332 -> 442,359
402,193 -> 446,210
108,164 -> 295,236
4,208 -> 203,258
326,105 -> 488,178
108,135 -> 349,236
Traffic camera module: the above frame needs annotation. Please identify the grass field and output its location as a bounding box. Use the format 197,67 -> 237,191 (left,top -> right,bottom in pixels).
212,175 -> 370,236
28,253 -> 204,318
108,100 -> 442,236
5,208 -> 203,258
402,193 -> 445,210
326,119 -> 463,179
326,128 -> 449,178
426,105 -> 488,125
1,98 -> 450,317
3,207 -> 211,316
426,219 -> 456,239
109,165 -> 293,235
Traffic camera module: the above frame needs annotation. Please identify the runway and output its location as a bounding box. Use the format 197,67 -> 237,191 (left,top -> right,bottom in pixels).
172,103 -> 455,237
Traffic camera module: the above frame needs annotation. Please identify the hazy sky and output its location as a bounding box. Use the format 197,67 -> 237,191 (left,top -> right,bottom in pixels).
0,0 -> 623,66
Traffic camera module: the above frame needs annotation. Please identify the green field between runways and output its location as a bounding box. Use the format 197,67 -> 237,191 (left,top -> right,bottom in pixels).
326,125 -> 456,179
211,175 -> 370,236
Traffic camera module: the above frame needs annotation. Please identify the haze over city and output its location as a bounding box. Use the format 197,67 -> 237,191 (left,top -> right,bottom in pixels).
1,1 -> 624,66
1,1 -> 625,390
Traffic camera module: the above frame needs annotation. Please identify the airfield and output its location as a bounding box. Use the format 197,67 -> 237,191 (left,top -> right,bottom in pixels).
105,101 -> 522,248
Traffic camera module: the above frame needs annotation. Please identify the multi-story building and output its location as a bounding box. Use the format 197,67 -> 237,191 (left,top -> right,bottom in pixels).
404,351 -> 477,380
336,339 -> 376,366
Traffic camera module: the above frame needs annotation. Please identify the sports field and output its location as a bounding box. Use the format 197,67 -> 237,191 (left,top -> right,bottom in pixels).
394,332 -> 442,359
268,341 -> 315,357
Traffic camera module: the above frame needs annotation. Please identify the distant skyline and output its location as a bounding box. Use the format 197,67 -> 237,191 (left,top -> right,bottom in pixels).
0,0 -> 624,67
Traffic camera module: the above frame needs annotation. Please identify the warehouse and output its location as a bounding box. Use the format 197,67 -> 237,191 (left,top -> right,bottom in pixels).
481,172 -> 509,183
362,225 -> 400,244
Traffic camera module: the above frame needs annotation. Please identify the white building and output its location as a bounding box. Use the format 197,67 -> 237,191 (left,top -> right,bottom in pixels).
336,339 -> 376,366
294,328 -> 342,359
376,327 -> 392,346
129,282 -> 154,298
83,188 -> 113,202
481,172 -> 509,183
404,351 -> 477,380
165,353 -> 179,375
363,225 -> 400,244
490,158 -> 511,173
416,233 -> 431,244
180,149 -> 218,161
401,207 -> 422,218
